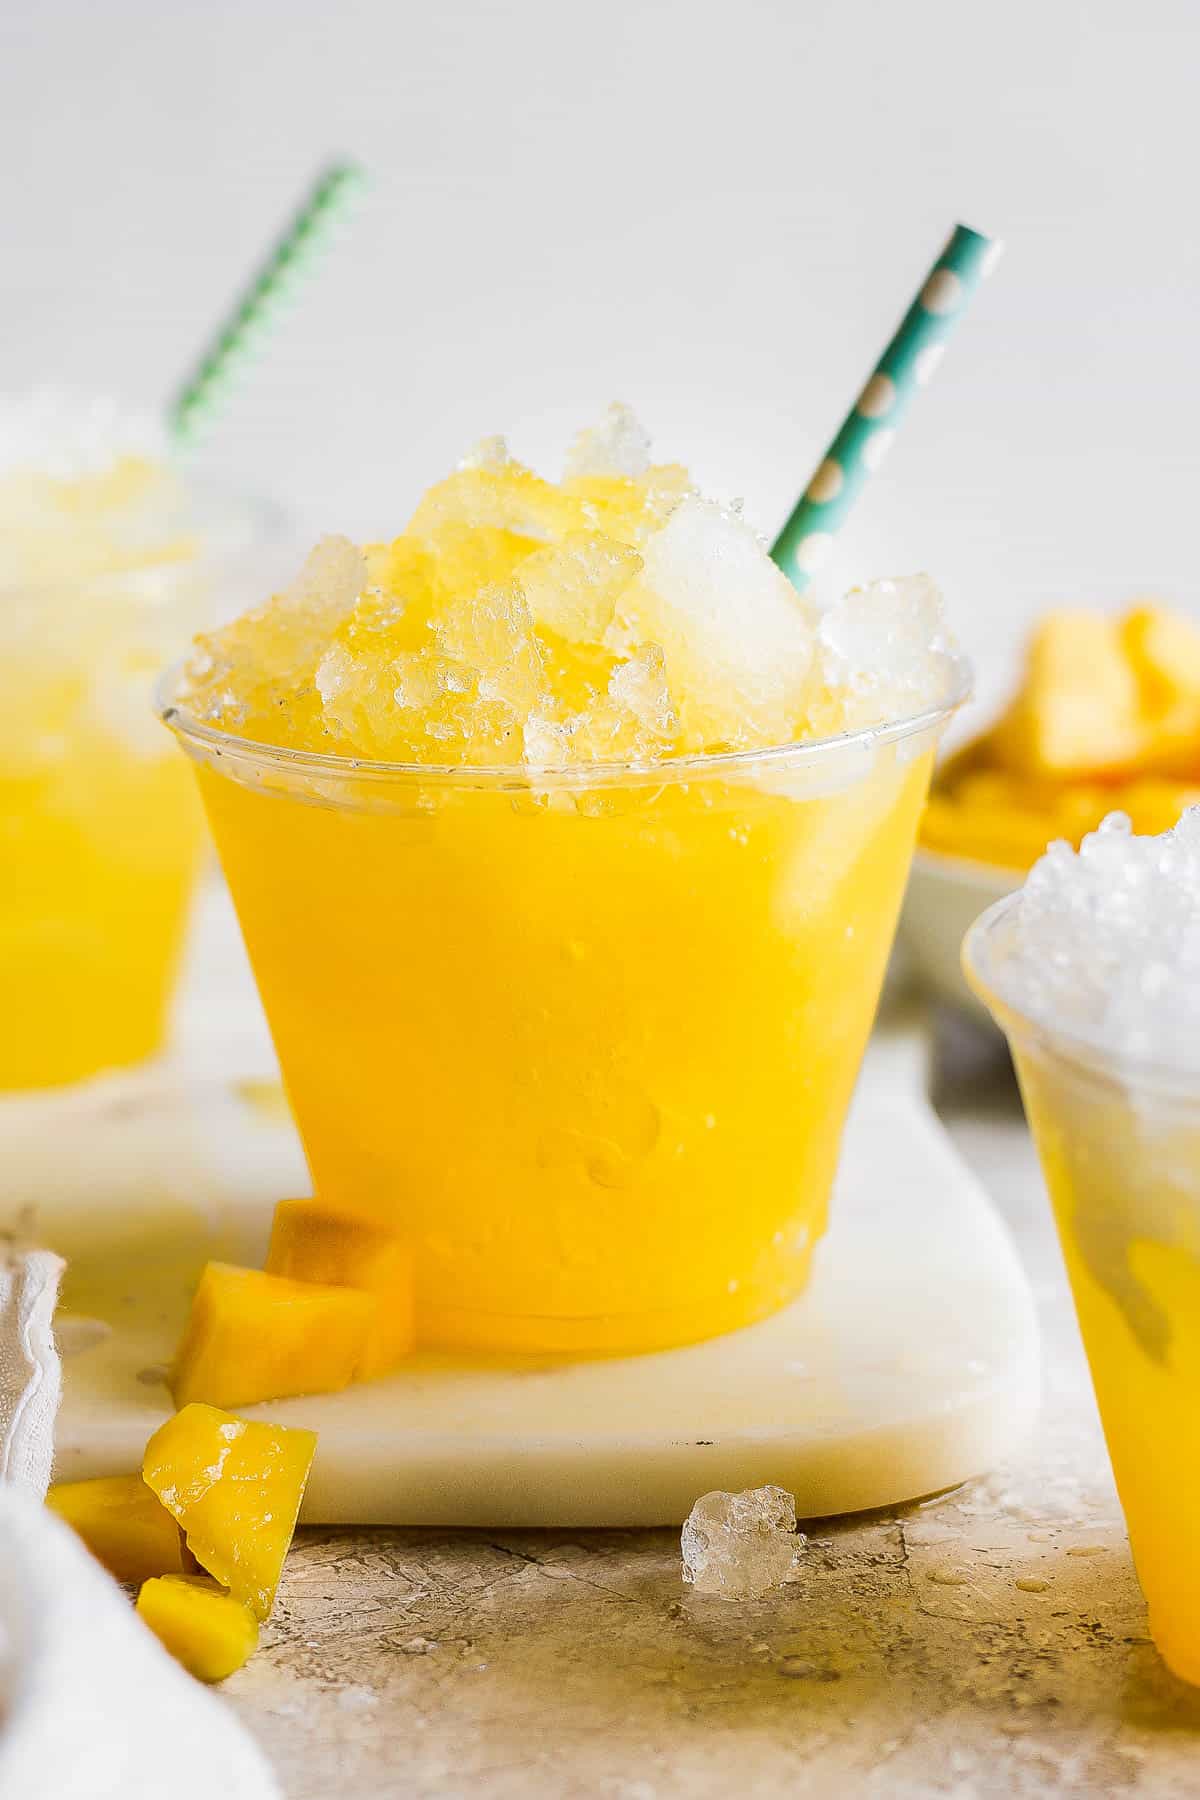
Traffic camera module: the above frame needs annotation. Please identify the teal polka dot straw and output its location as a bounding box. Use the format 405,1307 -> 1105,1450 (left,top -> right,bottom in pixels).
168,161 -> 368,447
770,222 -> 1003,591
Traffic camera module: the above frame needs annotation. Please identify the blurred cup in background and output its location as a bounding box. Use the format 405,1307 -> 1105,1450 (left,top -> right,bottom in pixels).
0,427 -> 287,1089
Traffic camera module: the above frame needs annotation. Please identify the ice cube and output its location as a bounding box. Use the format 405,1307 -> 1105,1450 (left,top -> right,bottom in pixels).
284,535 -> 366,619
565,403 -> 652,480
529,646 -> 679,769
519,532 -> 643,644
565,464 -> 696,550
607,645 -> 677,745
681,1486 -> 804,1599
615,497 -> 816,751
313,638 -> 397,750
427,523 -> 540,605
185,536 -> 365,740
459,435 -> 510,471
315,638 -> 472,755
522,711 -> 571,768
817,573 -> 959,727
436,584 -> 548,717
235,534 -> 366,689
407,461 -> 588,547
313,639 -> 354,708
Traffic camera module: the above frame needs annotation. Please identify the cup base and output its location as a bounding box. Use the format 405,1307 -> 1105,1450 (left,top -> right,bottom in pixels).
1148,1614 -> 1200,1687
413,1248 -> 817,1357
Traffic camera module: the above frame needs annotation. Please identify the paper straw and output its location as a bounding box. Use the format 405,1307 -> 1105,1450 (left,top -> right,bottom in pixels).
168,161 -> 368,446
771,223 -> 1003,590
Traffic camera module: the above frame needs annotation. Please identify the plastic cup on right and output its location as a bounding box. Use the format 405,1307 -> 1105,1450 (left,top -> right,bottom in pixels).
965,886 -> 1200,1685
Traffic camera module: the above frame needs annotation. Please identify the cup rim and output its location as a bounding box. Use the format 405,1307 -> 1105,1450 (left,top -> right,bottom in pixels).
963,888 -> 1200,1098
155,660 -> 972,792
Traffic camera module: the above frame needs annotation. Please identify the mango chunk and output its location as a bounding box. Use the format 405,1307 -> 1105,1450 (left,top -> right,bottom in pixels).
171,1260 -> 378,1409
136,1574 -> 259,1682
921,604 -> 1200,871
920,786 -> 1062,871
1117,605 -> 1200,773
143,1403 -> 316,1620
46,1473 -> 187,1584
922,764 -> 1200,873
1121,605 -> 1200,714
266,1199 -> 415,1378
987,605 -> 1200,784
989,611 -> 1144,779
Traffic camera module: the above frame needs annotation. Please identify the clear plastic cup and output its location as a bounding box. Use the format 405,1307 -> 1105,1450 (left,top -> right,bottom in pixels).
1,487 -> 287,1089
161,671 -> 965,1358
965,895 -> 1200,1685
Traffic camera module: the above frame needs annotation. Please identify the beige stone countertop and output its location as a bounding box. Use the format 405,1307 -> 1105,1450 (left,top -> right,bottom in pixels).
223,1018 -> 1200,1799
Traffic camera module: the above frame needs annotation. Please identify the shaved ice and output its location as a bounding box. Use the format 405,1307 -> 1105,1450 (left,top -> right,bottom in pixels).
180,409 -> 961,768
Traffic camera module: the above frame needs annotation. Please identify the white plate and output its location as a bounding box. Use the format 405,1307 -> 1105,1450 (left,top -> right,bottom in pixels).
24,1061 -> 1038,1527
9,882 -> 1037,1526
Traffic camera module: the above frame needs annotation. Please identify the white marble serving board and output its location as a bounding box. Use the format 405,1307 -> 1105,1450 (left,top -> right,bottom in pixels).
2,880 -> 1039,1527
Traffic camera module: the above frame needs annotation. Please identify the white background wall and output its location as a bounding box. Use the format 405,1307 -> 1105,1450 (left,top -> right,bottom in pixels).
3,0 -> 1198,721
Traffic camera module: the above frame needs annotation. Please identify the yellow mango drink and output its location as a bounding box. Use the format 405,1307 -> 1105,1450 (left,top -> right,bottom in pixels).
0,394 -> 277,1088
162,407 -> 967,1355
966,812 -> 1200,1683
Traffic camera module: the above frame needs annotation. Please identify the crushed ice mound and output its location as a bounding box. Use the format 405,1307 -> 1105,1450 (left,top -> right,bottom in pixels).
180,406 -> 963,766
990,810 -> 1200,1071
0,388 -> 165,480
681,1486 -> 805,1599
0,391 -> 190,592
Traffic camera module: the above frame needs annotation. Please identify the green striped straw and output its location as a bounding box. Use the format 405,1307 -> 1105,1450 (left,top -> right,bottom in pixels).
168,161 -> 368,446
771,222 -> 1003,590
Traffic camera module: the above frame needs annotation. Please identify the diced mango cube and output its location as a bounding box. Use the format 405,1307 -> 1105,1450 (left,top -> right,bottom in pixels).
266,1199 -> 415,1378
136,1574 -> 259,1682
143,1403 -> 316,1620
46,1473 -> 187,1584
170,1260 -> 377,1409
920,604 -> 1200,871
1121,605 -> 1200,715
989,611 -> 1144,778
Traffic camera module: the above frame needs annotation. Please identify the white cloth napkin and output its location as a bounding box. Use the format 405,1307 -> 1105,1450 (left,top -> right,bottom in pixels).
0,1249 -> 63,1496
0,1250 -> 281,1800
